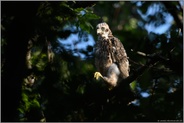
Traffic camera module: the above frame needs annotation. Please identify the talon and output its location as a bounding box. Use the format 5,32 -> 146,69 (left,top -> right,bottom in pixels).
94,72 -> 103,80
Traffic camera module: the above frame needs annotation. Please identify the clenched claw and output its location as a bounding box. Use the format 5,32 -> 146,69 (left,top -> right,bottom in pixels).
94,72 -> 103,80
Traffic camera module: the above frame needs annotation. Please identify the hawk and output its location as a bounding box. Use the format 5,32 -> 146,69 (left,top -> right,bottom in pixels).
94,22 -> 129,89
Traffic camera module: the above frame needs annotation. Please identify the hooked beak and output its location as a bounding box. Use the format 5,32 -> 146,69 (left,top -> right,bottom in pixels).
97,29 -> 101,35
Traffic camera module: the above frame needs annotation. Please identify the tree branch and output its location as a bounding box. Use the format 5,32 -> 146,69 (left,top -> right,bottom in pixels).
117,52 -> 165,89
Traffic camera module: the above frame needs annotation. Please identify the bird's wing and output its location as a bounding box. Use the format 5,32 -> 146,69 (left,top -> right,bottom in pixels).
110,36 -> 130,79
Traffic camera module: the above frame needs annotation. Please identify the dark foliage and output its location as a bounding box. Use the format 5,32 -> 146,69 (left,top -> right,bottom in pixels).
1,1 -> 183,122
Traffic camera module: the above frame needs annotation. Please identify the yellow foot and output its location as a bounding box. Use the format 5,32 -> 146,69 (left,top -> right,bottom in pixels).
94,72 -> 103,80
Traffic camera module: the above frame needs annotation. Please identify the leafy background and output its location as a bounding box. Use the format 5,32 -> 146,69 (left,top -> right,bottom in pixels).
1,1 -> 183,122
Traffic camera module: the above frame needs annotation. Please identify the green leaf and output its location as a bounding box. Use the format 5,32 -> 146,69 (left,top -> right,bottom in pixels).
79,22 -> 91,33
32,99 -> 40,108
130,81 -> 137,92
22,93 -> 29,102
76,84 -> 86,95
18,108 -> 24,114
84,13 -> 100,20
74,8 -> 84,13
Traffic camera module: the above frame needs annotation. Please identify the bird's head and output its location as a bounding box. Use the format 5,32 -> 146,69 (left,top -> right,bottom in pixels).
96,22 -> 112,39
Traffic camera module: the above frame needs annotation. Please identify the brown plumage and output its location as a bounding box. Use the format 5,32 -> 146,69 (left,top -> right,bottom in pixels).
94,22 -> 129,89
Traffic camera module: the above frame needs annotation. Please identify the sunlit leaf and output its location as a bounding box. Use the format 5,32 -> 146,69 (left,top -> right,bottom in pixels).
130,80 -> 137,91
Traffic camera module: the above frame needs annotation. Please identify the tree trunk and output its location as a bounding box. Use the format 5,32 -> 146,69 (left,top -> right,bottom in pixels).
1,2 -> 39,121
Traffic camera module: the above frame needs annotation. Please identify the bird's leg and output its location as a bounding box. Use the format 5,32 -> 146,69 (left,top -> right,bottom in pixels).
94,72 -> 103,80
94,72 -> 114,90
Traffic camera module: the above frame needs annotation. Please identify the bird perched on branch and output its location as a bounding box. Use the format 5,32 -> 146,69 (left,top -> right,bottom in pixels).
94,22 -> 129,89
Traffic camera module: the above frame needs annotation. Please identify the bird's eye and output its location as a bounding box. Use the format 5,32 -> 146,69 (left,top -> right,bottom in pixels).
105,29 -> 108,32
101,27 -> 105,31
